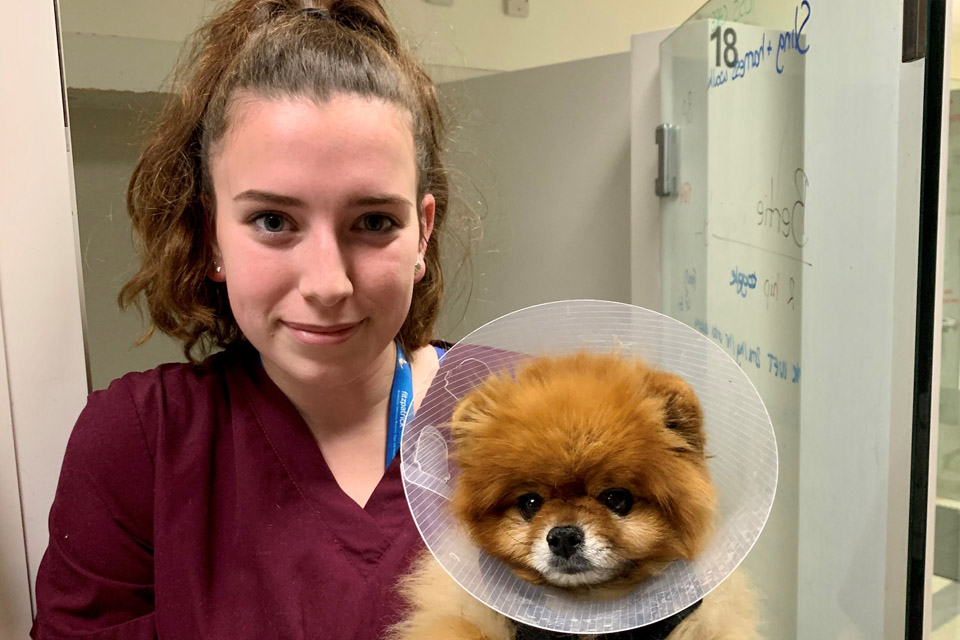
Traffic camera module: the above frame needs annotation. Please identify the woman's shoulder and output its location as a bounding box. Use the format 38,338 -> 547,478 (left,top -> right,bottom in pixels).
105,342 -> 251,399
77,343 -> 255,461
430,339 -> 451,360
102,342 -> 253,407
33,348 -> 255,636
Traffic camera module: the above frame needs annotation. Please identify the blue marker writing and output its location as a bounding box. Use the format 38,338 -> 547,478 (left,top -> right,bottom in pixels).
777,0 -> 811,74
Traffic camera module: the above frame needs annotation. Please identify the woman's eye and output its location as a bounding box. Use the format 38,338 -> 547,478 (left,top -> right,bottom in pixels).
253,213 -> 289,234
357,214 -> 397,232
598,488 -> 634,516
517,493 -> 544,520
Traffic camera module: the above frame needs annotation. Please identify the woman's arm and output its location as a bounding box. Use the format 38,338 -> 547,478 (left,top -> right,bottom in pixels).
31,379 -> 156,640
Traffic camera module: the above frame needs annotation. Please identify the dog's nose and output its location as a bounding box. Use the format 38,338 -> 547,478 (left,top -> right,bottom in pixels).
546,526 -> 584,559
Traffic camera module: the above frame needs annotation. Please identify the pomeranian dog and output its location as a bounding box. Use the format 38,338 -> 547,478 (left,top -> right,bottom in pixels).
392,351 -> 758,640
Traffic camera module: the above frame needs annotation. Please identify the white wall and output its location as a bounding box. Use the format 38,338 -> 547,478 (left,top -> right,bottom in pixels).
0,1 -> 90,635
0,306 -> 31,640
69,90 -> 187,390
630,30 -> 673,311
436,53 -> 634,339
953,0 -> 960,84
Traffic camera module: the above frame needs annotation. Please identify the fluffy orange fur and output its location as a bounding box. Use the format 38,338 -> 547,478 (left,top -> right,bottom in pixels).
390,352 -> 759,640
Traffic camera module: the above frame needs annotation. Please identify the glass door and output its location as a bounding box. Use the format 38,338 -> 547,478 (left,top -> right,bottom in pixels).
657,0 -> 941,637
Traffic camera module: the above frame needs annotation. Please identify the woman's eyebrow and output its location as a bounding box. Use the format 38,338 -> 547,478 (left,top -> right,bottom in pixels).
233,190 -> 305,207
348,194 -> 413,208
232,191 -> 412,208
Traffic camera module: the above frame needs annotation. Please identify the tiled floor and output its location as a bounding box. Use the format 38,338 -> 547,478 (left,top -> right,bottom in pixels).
935,576 -> 960,638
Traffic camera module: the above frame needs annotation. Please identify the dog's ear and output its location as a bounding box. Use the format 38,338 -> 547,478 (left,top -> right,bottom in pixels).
450,376 -> 507,438
650,372 -> 706,453
451,389 -> 493,427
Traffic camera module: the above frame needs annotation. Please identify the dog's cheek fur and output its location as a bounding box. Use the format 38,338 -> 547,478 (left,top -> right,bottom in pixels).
450,440 -> 528,539
591,477 -> 714,588
451,461 -> 542,580
474,515 -> 546,583
667,466 -> 717,557
451,470 -> 508,526
632,473 -> 716,560
608,508 -> 670,558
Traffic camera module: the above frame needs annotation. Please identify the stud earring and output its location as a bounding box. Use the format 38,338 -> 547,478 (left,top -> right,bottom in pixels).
414,261 -> 422,274
215,264 -> 222,274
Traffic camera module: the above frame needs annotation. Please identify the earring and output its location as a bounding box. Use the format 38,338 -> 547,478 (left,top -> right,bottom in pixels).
215,264 -> 222,274
414,261 -> 422,274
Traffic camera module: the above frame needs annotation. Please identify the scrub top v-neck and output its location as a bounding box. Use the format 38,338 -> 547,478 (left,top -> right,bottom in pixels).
242,348 -> 413,569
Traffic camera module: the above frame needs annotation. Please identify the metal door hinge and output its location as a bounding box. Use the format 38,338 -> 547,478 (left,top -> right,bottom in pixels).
656,124 -> 679,197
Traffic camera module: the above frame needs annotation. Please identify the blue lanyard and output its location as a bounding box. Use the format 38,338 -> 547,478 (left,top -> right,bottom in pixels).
385,341 -> 413,468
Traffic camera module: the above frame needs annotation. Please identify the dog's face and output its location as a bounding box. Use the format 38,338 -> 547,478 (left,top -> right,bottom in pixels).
449,352 -> 716,594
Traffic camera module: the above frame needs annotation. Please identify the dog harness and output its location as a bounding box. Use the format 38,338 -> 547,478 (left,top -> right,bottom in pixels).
512,598 -> 703,640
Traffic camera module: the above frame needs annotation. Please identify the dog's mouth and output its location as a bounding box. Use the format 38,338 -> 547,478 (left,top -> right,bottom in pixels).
536,553 -> 627,588
549,554 -> 593,574
539,564 -> 619,589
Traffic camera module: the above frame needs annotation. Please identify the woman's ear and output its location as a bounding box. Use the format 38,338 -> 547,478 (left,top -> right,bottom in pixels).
207,257 -> 226,283
205,202 -> 226,283
206,231 -> 226,283
415,193 -> 436,284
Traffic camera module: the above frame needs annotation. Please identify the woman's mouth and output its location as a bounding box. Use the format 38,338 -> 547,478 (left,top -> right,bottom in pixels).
282,320 -> 361,346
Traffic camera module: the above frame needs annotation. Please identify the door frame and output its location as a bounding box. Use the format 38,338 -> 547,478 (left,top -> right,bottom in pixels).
909,0 -> 951,637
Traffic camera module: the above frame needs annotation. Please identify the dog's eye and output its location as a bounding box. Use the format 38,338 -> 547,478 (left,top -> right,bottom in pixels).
598,488 -> 634,516
517,493 -> 544,520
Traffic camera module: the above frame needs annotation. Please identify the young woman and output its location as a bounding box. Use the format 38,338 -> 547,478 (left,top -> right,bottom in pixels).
31,2 -> 453,638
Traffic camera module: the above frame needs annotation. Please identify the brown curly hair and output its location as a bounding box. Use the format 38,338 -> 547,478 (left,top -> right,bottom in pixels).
119,0 -> 449,362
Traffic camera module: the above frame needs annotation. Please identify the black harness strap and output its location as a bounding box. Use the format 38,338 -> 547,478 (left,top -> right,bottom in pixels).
513,599 -> 703,640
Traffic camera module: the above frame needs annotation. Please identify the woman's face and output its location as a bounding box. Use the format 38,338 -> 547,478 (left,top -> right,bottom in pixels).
208,93 -> 434,391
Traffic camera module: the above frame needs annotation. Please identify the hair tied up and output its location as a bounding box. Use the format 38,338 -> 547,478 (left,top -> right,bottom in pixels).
299,6 -> 332,20
255,1 -> 286,22
255,2 -> 332,24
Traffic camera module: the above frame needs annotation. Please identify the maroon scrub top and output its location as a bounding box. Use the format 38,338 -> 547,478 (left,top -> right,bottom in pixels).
31,342 -> 426,640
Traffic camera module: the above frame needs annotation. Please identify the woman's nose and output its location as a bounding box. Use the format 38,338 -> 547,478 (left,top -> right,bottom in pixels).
297,228 -> 353,307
